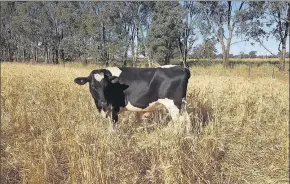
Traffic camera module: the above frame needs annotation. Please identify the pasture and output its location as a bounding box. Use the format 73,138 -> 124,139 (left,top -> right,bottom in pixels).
1,62 -> 289,183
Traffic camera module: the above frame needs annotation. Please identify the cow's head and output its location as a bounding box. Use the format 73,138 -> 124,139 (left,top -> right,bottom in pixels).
74,69 -> 127,117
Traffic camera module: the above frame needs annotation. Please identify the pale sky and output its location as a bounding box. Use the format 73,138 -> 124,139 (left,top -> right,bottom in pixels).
193,31 -> 288,56
217,36 -> 289,56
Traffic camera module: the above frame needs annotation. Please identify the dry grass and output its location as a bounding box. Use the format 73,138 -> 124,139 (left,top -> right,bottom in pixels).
1,62 -> 289,183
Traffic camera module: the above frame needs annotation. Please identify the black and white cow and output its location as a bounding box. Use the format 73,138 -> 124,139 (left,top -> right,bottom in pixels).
74,65 -> 191,129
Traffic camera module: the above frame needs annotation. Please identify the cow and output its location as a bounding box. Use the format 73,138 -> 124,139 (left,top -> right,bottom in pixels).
74,65 -> 191,130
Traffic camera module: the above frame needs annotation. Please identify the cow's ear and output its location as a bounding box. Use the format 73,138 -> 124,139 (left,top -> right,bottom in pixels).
108,76 -> 119,83
74,77 -> 89,85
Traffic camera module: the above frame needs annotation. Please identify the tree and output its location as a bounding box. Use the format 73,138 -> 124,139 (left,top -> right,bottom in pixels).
266,2 -> 289,70
146,2 -> 183,65
124,2 -> 150,67
202,38 -> 217,58
1,2 -> 17,61
249,51 -> 257,58
178,1 -> 198,67
241,2 -> 290,71
190,44 -> 203,59
195,1 -> 250,67
239,51 -> 245,59
189,38 -> 217,59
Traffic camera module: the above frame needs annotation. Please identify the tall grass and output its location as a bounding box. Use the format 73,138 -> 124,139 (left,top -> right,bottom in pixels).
1,63 -> 289,183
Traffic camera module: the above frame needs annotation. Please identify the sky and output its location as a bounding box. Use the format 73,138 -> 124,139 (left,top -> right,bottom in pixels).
190,27 -> 288,56
216,36 -> 289,56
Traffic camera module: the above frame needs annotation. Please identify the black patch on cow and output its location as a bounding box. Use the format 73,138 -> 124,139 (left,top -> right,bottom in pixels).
103,74 -> 129,109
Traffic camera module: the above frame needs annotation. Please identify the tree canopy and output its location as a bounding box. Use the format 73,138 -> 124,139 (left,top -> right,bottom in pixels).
0,1 -> 289,69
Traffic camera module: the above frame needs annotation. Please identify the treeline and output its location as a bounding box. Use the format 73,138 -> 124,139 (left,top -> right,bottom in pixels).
0,2 -> 289,70
191,51 -> 290,59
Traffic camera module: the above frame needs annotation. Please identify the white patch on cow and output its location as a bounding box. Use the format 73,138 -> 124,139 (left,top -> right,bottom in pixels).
158,65 -> 176,68
106,67 -> 122,77
122,98 -> 180,121
94,67 -> 122,81
124,101 -> 163,112
157,98 -> 179,121
94,73 -> 104,82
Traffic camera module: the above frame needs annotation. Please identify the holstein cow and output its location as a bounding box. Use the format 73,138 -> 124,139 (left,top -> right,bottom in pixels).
74,65 -> 191,130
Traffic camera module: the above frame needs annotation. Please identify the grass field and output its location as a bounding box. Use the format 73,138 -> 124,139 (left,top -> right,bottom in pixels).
1,62 -> 289,183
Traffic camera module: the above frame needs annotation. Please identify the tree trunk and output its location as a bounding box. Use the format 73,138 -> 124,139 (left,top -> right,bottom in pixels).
218,29 -> 229,67
8,47 -> 13,62
148,53 -> 151,67
135,27 -> 139,67
280,40 -> 286,71
183,30 -> 188,67
123,49 -> 128,67
3,49 -> 6,61
23,49 -> 25,62
183,44 -> 187,67
47,48 -> 50,64
165,50 -> 170,65
55,49 -> 59,64
203,42 -> 206,59
131,36 -> 135,67
123,44 -> 129,66
221,44 -> 230,68
223,49 -> 230,67
1,50 -> 3,61
60,49 -> 64,61
52,48 -> 55,64
179,35 -> 187,67
54,43 -> 59,64
44,45 -> 48,64
102,22 -> 108,64
34,44 -> 38,63
16,46 -> 19,62
46,48 -> 49,64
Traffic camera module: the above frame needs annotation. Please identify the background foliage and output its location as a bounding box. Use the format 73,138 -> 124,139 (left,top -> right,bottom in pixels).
1,1 -> 289,69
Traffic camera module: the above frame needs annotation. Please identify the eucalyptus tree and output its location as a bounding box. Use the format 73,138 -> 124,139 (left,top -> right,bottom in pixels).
146,1 -> 183,65
242,2 -> 290,71
195,1 -> 252,67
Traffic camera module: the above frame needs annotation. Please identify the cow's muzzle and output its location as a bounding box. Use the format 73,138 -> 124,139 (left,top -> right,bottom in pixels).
99,102 -> 112,118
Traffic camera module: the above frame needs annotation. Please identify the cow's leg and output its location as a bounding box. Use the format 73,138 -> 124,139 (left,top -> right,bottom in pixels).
111,108 -> 119,130
158,99 -> 180,122
167,105 -> 180,122
180,97 -> 187,113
